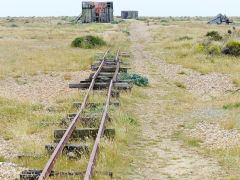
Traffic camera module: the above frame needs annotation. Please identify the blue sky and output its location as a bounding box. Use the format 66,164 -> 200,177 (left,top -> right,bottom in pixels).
0,0 -> 239,17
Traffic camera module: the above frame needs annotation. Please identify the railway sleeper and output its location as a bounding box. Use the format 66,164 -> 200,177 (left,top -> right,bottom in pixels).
96,58 -> 124,62
94,60 -> 130,65
61,113 -> 111,127
45,143 -> 89,157
66,113 -> 110,120
69,82 -> 133,90
80,80 -> 130,84
54,128 -> 115,142
89,72 -> 120,78
120,52 -> 131,57
20,170 -> 113,180
91,66 -> 130,73
73,101 -> 120,108
18,153 -> 43,159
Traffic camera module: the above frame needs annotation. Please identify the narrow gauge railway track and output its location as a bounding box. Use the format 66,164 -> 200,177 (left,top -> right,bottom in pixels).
20,48 -> 132,180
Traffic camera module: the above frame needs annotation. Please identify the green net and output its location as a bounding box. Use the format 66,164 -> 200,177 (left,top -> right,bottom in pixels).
121,73 -> 148,87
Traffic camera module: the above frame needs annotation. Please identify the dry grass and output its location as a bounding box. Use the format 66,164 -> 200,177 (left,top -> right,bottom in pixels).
0,17 -> 128,78
146,18 -> 240,82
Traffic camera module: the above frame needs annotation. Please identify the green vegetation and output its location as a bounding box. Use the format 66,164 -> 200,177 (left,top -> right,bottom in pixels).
136,18 -> 147,21
178,71 -> 187,75
208,44 -> 221,55
8,18 -> 14,22
160,19 -> 168,23
0,156 -> 5,162
223,102 -> 240,109
173,131 -> 203,147
106,53 -> 115,59
111,21 -> 119,24
121,73 -> 149,87
174,82 -> 186,89
122,30 -> 130,36
11,24 -> 18,27
232,79 -> 240,87
177,36 -> 193,41
71,35 -> 106,49
206,31 -> 223,41
222,42 -> 240,56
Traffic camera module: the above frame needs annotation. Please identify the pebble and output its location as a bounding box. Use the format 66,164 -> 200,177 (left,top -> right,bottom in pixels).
187,122 -> 240,150
0,71 -> 90,107
0,162 -> 26,180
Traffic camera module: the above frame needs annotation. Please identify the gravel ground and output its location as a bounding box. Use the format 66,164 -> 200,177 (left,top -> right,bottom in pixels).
0,133 -> 45,160
0,162 -> 26,180
149,56 -> 236,100
0,137 -> 18,160
187,107 -> 225,122
187,122 -> 240,150
132,21 -> 240,152
0,71 -> 90,107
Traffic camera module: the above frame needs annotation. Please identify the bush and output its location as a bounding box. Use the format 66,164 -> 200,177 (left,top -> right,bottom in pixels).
57,22 -> 62,25
208,45 -> 221,55
206,31 -> 223,41
160,19 -> 168,23
221,42 -> 240,56
122,30 -> 130,36
111,21 -> 119,24
136,18 -> 147,21
177,36 -> 193,41
11,24 -> 18,27
8,18 -> 14,22
71,35 -> 106,49
121,73 -> 148,87
195,41 -> 211,52
118,19 -> 125,23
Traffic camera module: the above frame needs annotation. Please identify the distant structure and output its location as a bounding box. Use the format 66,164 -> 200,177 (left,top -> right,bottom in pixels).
121,11 -> 139,19
208,14 -> 233,24
76,1 -> 114,23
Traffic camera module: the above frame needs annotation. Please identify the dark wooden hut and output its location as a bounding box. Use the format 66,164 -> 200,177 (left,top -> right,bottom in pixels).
121,11 -> 138,19
76,1 -> 114,23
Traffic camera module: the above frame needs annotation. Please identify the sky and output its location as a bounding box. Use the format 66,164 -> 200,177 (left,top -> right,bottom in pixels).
0,0 -> 239,17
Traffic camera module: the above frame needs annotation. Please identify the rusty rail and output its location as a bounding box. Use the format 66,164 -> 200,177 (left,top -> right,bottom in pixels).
84,49 -> 120,180
38,49 -> 110,180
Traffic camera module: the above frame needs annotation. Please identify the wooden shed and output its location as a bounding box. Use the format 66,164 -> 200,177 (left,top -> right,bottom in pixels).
121,11 -> 138,19
77,1 -> 114,23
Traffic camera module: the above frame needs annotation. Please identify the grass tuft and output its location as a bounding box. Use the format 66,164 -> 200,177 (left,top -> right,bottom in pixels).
178,71 -> 187,75
174,82 -> 186,89
177,36 -> 193,41
63,74 -> 72,80
223,103 -> 240,109
0,156 -> 5,162
206,31 -> 223,41
71,35 -> 106,49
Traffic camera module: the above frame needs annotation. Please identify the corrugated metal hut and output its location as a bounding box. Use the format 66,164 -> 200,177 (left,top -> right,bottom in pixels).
207,14 -> 233,24
121,11 -> 138,19
79,1 -> 114,23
